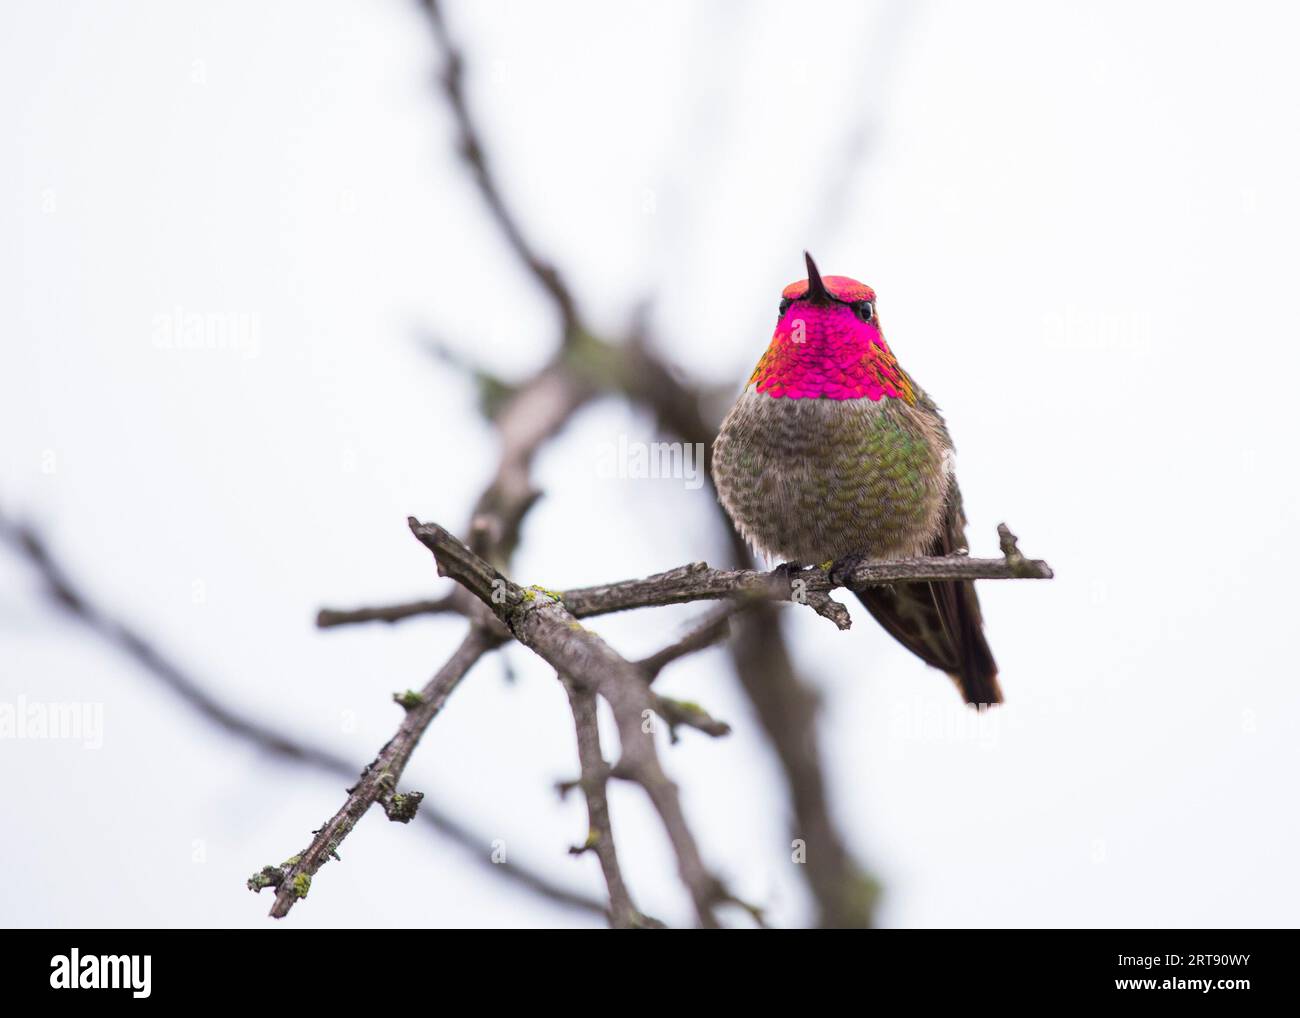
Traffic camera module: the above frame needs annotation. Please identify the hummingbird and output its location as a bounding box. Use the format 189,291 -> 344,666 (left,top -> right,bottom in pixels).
712,253 -> 1001,705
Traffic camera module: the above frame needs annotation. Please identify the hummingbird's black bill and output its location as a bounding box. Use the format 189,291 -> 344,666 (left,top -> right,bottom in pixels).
803,251 -> 830,304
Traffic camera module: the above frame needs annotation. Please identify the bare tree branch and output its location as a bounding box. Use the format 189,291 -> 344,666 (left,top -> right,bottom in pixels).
0,505 -> 607,919
553,527 -> 1052,621
252,626 -> 499,919
317,532 -> 1052,634
560,674 -> 663,929
257,348 -> 595,919
408,517 -> 1054,923
316,595 -> 460,628
413,520 -> 741,927
408,514 -> 1051,926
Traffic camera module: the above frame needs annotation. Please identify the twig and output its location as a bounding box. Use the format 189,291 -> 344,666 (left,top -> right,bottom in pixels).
316,595 -> 460,628
413,520 -> 734,927
317,535 -> 1052,634
636,608 -> 737,742
560,674 -> 662,929
254,626 -> 498,919
636,607 -> 737,681
0,505 -> 605,918
651,694 -> 732,743
554,529 -> 1052,623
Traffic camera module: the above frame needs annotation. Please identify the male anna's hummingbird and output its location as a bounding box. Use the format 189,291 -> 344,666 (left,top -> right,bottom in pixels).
712,253 -> 1001,705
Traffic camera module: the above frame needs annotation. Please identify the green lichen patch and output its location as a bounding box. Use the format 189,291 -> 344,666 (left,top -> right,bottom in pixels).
383,790 -> 425,824
246,865 -> 285,893
393,689 -> 425,710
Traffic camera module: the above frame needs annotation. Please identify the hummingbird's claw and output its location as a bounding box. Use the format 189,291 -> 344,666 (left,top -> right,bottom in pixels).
828,554 -> 868,589
772,561 -> 811,582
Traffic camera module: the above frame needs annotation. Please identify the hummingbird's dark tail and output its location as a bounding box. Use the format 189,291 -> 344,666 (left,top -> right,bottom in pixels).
854,483 -> 1003,706
939,578 -> 1002,706
855,581 -> 1002,706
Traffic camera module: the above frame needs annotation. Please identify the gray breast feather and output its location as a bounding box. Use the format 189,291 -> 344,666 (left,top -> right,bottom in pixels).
712,389 -> 951,563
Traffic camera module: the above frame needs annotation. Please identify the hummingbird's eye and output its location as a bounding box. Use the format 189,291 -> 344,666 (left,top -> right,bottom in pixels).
777,298 -> 792,320
855,300 -> 875,323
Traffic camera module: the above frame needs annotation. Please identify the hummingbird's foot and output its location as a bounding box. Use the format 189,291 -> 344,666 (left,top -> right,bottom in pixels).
772,560 -> 812,583
828,554 -> 868,589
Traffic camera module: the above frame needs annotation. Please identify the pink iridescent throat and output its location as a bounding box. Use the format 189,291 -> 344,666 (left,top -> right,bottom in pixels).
748,302 -> 915,403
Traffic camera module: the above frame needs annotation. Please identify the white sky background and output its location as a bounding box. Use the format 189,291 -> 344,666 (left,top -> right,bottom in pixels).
2,0 -> 1298,928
